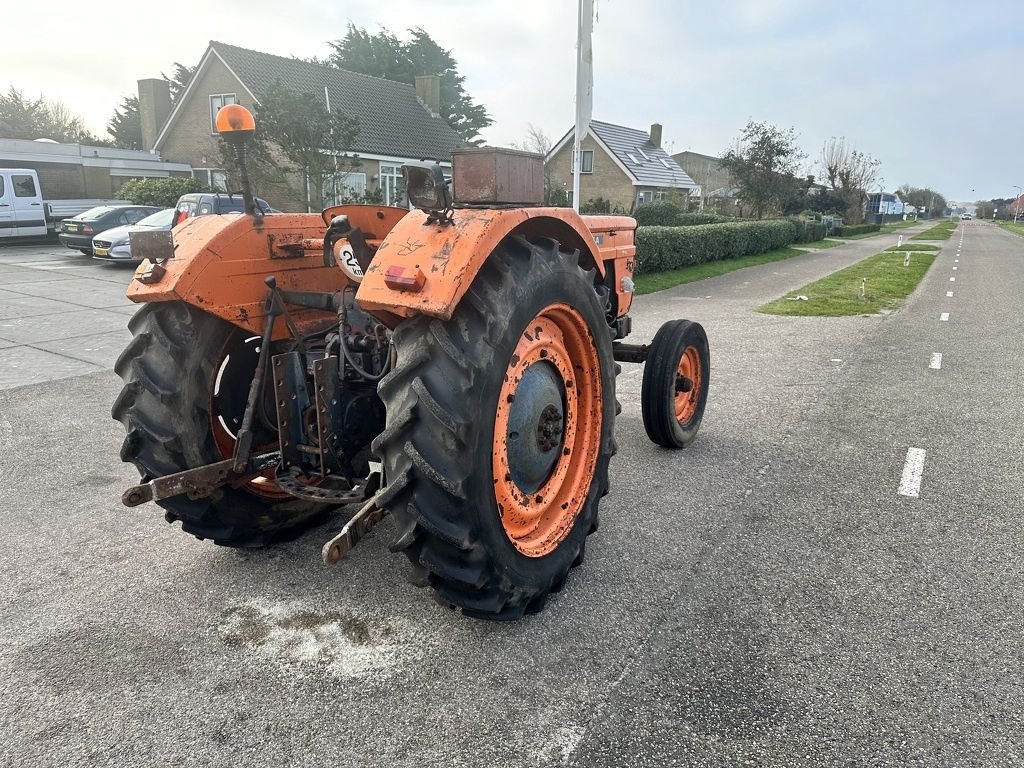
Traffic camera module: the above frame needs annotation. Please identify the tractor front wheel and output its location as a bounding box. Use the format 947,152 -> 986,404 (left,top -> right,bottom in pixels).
374,236 -> 616,619
641,319 -> 710,448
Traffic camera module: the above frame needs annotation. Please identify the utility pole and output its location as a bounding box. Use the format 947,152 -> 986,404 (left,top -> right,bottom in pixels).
1014,185 -> 1022,224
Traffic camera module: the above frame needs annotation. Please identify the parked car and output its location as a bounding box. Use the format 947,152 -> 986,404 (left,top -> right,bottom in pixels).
92,208 -> 175,265
173,192 -> 274,226
59,205 -> 161,255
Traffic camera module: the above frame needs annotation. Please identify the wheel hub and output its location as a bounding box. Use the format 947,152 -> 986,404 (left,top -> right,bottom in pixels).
506,362 -> 565,494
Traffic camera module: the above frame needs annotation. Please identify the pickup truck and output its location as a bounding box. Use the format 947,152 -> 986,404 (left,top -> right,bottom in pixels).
0,168 -> 130,239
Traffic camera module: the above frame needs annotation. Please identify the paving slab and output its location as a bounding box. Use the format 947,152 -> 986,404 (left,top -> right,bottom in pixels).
0,265 -> 82,285
0,345 -> 104,389
0,290 -> 77,320
0,308 -> 130,345
32,328 -> 133,369
3,277 -> 135,310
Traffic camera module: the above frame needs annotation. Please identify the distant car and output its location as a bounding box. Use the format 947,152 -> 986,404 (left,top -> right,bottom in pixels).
92,207 -> 174,265
173,192 -> 274,226
960,213 -> 972,220
58,205 -> 161,255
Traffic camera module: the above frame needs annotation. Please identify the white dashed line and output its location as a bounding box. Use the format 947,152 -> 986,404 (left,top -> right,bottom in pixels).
952,266 -> 958,270
929,353 -> 943,370
954,259 -> 959,263
940,312 -> 950,321
950,277 -> 955,282
899,447 -> 927,498
946,291 -> 954,297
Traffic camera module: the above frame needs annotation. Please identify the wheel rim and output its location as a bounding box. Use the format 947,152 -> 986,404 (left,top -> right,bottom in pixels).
492,303 -> 603,557
674,346 -> 703,425
210,334 -> 288,499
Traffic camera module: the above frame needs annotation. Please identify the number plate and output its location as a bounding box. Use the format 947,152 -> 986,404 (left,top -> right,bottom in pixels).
64,223 -> 77,232
94,247 -> 108,256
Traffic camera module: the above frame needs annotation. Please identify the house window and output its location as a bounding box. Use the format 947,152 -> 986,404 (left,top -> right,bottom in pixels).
379,164 -> 408,207
637,190 -> 654,206
323,172 -> 367,206
571,150 -> 594,174
193,169 -> 228,192
209,94 -> 237,133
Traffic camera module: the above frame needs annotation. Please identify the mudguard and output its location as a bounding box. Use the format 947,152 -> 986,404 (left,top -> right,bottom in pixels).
356,207 -> 635,322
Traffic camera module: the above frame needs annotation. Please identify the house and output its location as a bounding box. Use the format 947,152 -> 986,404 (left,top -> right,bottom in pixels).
139,40 -> 465,211
672,150 -> 737,212
866,192 -> 903,224
546,120 -> 697,212
0,137 -> 190,199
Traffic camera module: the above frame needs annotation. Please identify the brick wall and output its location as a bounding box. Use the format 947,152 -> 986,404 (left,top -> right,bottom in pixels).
547,135 -> 636,212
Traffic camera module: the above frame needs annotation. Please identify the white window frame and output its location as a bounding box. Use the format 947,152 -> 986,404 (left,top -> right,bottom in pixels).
571,149 -> 594,174
637,190 -> 654,206
193,168 -> 228,192
209,94 -> 237,134
323,171 -> 367,206
379,164 -> 407,207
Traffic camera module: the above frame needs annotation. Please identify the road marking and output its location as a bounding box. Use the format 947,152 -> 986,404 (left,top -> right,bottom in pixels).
946,291 -> 954,297
950,277 -> 955,282
954,259 -> 959,263
952,266 -> 958,270
899,447 -> 927,498
940,312 -> 950,321
929,353 -> 943,369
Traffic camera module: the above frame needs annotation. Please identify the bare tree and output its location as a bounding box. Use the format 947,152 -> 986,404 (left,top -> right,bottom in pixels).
511,123 -> 556,202
821,137 -> 880,223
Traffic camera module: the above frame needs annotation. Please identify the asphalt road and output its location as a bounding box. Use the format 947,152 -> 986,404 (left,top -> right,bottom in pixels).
1,222 -> 1021,767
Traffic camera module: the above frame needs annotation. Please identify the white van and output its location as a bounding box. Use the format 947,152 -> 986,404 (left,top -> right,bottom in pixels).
0,169 -> 47,237
0,168 -> 130,239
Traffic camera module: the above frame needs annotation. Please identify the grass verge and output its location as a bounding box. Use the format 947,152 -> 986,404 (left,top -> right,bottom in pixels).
997,221 -> 1024,237
912,220 -> 958,240
759,250 -> 936,316
634,246 -> 804,295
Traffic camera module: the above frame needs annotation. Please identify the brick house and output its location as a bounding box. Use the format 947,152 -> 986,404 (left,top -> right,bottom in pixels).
672,150 -> 738,213
546,120 -> 697,212
139,41 -> 464,212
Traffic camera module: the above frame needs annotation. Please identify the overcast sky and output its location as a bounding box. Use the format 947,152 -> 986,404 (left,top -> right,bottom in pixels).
5,0 -> 1022,201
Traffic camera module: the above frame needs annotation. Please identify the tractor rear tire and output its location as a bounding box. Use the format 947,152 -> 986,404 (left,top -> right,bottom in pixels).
374,236 -> 616,620
112,302 -> 333,546
641,319 -> 710,448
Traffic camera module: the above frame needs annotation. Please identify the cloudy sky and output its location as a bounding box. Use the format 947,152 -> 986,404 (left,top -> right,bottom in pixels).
5,0 -> 1022,201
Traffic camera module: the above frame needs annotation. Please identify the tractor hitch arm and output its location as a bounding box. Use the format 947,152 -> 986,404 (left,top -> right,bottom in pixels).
121,452 -> 281,508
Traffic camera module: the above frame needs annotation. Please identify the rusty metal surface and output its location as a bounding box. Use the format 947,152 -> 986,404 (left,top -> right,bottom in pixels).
121,452 -> 280,507
452,148 -> 544,205
129,229 -> 175,264
356,207 -> 623,323
125,213 -> 355,339
321,495 -> 388,565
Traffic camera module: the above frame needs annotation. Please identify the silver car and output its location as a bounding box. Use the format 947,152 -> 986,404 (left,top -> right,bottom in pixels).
92,207 -> 175,264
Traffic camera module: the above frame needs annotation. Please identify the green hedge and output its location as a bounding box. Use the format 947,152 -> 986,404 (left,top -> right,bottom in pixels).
835,223 -> 880,237
633,200 -> 738,227
633,200 -> 682,226
117,176 -> 208,207
788,218 -> 827,243
635,220 -> 799,274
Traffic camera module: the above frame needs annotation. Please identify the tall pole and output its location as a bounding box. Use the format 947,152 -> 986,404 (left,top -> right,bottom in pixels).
1014,185 -> 1022,224
573,0 -> 593,213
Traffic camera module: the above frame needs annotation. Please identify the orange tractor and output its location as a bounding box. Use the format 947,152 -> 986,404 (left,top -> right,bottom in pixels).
113,106 -> 709,619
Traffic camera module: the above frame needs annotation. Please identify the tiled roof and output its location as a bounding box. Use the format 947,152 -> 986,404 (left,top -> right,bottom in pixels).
210,41 -> 464,161
588,120 -> 696,188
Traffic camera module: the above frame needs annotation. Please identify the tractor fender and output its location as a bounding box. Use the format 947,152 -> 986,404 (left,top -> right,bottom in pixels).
356,207 -> 610,322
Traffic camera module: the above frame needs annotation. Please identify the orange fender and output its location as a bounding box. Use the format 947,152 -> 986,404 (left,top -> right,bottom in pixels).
356,207 -> 630,321
126,213 -> 345,339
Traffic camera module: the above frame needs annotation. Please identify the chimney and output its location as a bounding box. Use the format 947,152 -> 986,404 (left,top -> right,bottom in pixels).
649,123 -> 663,148
415,75 -> 441,116
138,78 -> 172,151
